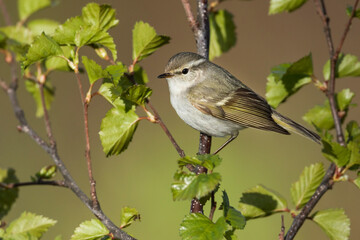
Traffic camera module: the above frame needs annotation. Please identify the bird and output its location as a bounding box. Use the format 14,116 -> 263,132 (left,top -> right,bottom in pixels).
157,52 -> 320,154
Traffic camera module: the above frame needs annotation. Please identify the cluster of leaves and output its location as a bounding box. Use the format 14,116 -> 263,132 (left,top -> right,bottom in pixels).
171,155 -> 246,239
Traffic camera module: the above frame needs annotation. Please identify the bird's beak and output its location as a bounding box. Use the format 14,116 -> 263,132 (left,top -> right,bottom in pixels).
157,72 -> 174,79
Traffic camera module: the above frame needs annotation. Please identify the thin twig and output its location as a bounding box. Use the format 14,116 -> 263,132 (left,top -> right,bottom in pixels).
181,0 -> 198,33
279,215 -> 285,240
0,0 -> 11,25
39,82 -> 56,146
0,180 -> 67,189
209,191 -> 216,221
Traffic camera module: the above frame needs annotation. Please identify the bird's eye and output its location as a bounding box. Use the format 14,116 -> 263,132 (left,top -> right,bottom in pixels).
182,68 -> 189,74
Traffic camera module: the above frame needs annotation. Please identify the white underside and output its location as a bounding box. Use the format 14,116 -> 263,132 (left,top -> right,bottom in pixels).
167,79 -> 243,137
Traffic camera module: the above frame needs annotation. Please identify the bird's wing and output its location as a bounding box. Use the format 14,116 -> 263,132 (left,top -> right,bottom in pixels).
188,85 -> 290,134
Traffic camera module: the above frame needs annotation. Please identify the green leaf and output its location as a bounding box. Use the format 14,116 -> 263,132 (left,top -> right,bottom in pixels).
0,168 -> 19,219
121,85 -> 152,106
45,46 -> 73,72
132,21 -> 170,62
345,121 -> 360,143
347,141 -> 360,168
0,25 -> 33,45
303,101 -> 333,130
23,33 -> 63,68
179,214 -> 227,240
290,163 -> 325,209
178,154 -> 222,171
25,80 -> 54,118
221,191 -> 246,229
99,105 -> 139,156
321,139 -> 351,167
269,0 -> 308,14
105,63 -> 128,86
171,171 -> 221,201
6,212 -> 56,238
354,177 -> 360,189
266,54 -> 312,108
82,56 -> 108,84
238,185 -> 287,219
27,19 -> 60,36
133,64 -> 149,84
312,209 -> 350,240
71,219 -> 108,240
224,229 -> 238,240
120,207 -> 140,229
81,3 -> 118,32
209,9 -> 236,60
323,53 -> 360,80
37,165 -> 57,179
336,89 -> 355,111
346,6 -> 360,19
18,0 -> 52,21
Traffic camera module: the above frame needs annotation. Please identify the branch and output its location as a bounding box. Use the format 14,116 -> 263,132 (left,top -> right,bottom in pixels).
0,0 -> 11,25
279,215 -> 285,240
181,0 -> 198,33
0,180 -> 67,189
286,2 -> 359,238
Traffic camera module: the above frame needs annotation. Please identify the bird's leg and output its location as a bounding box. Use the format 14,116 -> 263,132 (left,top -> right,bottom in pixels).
213,134 -> 238,155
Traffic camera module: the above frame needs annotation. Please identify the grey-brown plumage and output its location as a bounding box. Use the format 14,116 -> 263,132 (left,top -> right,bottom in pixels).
158,52 -> 320,153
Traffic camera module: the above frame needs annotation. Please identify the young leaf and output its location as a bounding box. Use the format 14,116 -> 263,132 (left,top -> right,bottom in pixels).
27,19 -> 60,36
323,53 -> 360,80
238,185 -> 287,219
120,207 -> 140,229
6,212 -> 56,238
290,163 -> 325,209
179,213 -> 227,240
23,33 -> 63,68
322,139 -> 351,167
221,191 -> 246,229
354,177 -> 360,189
346,6 -> 360,19
105,63 -> 128,86
347,141 -> 360,168
303,101 -> 333,130
178,154 -> 222,171
171,171 -> 221,201
336,88 -> 355,111
45,46 -> 73,72
312,209 -> 350,240
18,0 -> 52,21
0,168 -> 19,219
269,0 -> 308,15
0,25 -> 33,45
82,56 -> 108,84
71,219 -> 108,240
81,3 -> 119,31
266,54 -> 312,108
25,80 -> 54,118
121,85 -> 152,106
99,104 -> 139,156
133,64 -> 149,84
209,9 -> 236,60
345,121 -> 360,143
132,21 -> 170,62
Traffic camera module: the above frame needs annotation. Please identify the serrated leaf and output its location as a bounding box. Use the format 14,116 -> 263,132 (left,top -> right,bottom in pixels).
82,56 -> 108,84
209,9 -> 236,60
18,0 -> 52,21
347,141 -> 360,167
171,171 -> 221,201
354,177 -> 360,188
346,6 -> 360,19
303,102 -> 333,130
322,139 -> 351,167
336,88 -> 355,111
23,33 -> 63,68
0,168 -> 19,219
27,19 -> 60,36
290,163 -> 325,209
178,154 -> 222,171
6,212 -> 56,238
132,21 -> 170,62
238,185 -> 287,219
312,209 -> 350,240
99,105 -> 138,156
121,85 -> 152,106
0,25 -> 33,45
81,3 -> 119,32
224,229 -> 237,240
133,64 -> 149,84
105,63 -> 128,86
25,80 -> 54,118
71,219 -> 108,240
179,214 -> 227,240
269,0 -> 308,14
266,54 -> 312,108
323,53 -> 360,80
226,207 -> 246,230
45,46 -> 73,72
120,207 -> 140,229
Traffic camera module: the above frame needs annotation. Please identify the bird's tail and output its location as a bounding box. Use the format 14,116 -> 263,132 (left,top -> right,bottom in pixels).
271,111 -> 321,144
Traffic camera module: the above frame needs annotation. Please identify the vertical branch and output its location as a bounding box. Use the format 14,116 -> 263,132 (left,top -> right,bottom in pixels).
39,82 -> 56,146
285,0 -> 359,239
0,0 -> 11,25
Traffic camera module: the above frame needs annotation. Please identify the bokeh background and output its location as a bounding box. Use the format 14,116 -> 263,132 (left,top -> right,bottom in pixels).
1,0 -> 360,239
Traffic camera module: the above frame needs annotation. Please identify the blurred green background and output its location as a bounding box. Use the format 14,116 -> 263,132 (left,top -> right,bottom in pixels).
1,0 -> 360,239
